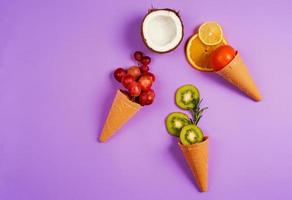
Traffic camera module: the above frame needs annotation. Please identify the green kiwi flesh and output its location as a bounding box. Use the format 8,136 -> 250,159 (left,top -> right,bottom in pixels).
180,124 -> 204,145
175,84 -> 200,109
166,112 -> 191,137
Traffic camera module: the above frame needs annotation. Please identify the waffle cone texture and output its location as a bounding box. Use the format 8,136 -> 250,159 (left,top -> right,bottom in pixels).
179,137 -> 209,192
216,53 -> 262,101
99,90 -> 141,142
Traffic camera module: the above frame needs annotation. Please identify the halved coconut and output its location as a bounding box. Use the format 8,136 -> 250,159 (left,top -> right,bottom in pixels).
141,9 -> 184,53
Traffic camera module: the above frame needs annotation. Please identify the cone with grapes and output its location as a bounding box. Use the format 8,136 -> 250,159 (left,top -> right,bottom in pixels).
99,51 -> 156,142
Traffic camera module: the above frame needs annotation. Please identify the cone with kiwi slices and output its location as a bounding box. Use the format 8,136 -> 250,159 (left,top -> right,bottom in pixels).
99,51 -> 156,142
165,84 -> 209,192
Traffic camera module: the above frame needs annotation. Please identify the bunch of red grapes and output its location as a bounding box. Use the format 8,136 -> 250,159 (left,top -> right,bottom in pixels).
114,51 -> 156,106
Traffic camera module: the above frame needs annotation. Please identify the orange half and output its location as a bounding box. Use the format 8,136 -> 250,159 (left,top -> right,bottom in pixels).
185,34 -> 227,72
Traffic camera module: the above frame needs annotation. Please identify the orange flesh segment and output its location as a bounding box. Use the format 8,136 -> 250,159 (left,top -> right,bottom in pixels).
186,34 -> 227,72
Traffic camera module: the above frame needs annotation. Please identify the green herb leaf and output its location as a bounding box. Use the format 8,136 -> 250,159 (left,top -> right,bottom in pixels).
189,98 -> 208,125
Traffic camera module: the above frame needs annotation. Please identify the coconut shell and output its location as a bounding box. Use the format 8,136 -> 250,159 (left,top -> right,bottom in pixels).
141,8 -> 184,54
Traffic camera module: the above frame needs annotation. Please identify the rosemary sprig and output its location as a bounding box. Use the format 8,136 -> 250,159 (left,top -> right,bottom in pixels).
189,98 -> 208,125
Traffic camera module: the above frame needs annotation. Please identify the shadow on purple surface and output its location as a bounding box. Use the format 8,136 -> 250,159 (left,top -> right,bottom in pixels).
0,25 -> 12,68
123,15 -> 148,53
96,72 -> 120,141
203,72 -> 247,99
168,137 -> 200,191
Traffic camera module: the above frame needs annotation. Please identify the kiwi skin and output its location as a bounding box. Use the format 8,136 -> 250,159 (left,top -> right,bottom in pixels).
175,84 -> 200,110
180,124 -> 204,145
165,112 -> 191,137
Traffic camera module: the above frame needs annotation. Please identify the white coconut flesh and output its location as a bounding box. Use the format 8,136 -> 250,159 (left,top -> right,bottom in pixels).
142,10 -> 183,53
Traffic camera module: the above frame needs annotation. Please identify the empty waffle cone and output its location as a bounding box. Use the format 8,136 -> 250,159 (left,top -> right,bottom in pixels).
99,90 -> 141,142
178,137 -> 208,192
216,53 -> 262,101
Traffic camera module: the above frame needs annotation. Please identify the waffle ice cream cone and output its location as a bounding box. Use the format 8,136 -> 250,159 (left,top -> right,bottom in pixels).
216,53 -> 262,101
99,90 -> 141,142
178,137 -> 209,192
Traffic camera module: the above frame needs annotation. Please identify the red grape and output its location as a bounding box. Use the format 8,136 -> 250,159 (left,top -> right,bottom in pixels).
128,82 -> 141,97
143,72 -> 156,82
114,68 -> 126,82
140,65 -> 149,73
127,66 -> 141,80
121,74 -> 134,88
138,75 -> 153,91
141,56 -> 151,65
139,89 -> 155,106
134,51 -> 144,61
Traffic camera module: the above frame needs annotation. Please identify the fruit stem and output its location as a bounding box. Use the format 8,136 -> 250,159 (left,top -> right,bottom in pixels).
131,96 -> 137,103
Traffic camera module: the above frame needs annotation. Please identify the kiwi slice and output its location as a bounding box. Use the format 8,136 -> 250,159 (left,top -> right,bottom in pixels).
175,84 -> 200,109
180,124 -> 204,145
166,112 -> 191,137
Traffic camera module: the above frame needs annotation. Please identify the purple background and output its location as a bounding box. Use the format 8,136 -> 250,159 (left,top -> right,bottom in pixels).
1,0 -> 292,199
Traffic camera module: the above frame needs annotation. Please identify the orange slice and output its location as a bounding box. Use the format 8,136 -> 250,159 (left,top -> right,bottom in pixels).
185,34 -> 227,72
198,22 -> 223,46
